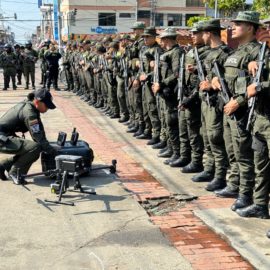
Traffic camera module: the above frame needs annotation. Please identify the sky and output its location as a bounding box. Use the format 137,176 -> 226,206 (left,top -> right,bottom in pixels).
0,0 -> 255,43
0,0 -> 48,43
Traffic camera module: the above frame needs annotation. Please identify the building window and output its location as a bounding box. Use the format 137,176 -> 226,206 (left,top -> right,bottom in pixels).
168,14 -> 182,26
119,13 -> 132,18
138,10 -> 151,19
186,0 -> 204,7
155,13 -> 163,27
98,13 -> 116,26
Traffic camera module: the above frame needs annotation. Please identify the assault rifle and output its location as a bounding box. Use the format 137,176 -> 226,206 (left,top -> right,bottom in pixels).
246,41 -> 267,132
213,61 -> 240,136
194,47 -> 210,106
177,53 -> 185,109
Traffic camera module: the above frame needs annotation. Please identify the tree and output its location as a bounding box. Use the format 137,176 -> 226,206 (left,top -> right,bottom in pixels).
187,16 -> 211,27
204,0 -> 245,17
252,0 -> 270,19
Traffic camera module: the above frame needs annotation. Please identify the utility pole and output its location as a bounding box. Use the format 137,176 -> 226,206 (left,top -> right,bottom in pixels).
57,0 -> 63,52
214,0 -> 218,18
135,0 -> 138,22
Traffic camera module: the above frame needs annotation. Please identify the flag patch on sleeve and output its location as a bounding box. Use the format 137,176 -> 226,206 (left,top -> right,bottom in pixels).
29,119 -> 40,133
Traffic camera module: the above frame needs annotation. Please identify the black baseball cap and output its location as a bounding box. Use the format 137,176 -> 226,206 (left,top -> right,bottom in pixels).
35,88 -> 56,109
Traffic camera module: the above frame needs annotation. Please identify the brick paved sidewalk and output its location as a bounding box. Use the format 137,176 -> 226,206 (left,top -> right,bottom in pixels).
52,90 -> 257,270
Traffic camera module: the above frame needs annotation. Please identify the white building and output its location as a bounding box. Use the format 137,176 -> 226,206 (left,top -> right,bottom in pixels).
59,0 -> 206,40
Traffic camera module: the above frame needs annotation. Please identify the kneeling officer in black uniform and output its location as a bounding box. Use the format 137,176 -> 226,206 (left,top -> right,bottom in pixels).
0,88 -> 57,185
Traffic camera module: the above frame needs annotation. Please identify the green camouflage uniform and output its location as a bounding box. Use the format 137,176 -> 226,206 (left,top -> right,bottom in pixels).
0,100 -> 55,175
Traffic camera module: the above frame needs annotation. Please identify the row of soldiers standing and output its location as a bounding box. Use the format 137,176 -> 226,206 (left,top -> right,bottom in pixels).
62,11 -> 270,228
0,41 -> 38,90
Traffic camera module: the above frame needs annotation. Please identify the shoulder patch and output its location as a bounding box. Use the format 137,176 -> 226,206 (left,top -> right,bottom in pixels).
29,119 -> 39,126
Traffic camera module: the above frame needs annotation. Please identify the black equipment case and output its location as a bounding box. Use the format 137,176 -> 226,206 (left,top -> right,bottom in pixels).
41,129 -> 94,175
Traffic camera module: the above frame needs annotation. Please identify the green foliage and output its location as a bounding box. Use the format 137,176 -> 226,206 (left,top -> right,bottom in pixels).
187,16 -> 211,27
252,0 -> 270,19
204,0 -> 245,16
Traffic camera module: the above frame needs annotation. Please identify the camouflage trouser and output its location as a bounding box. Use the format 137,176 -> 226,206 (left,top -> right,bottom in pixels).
105,74 -> 118,112
158,96 -> 167,142
24,64 -> 35,87
127,82 -> 136,125
3,67 -> 16,89
252,114 -> 270,205
179,101 -> 203,163
201,101 -> 215,171
116,76 -> 129,118
204,102 -> 228,179
0,137 -> 41,175
142,83 -> 160,138
133,86 -> 144,129
164,101 -> 179,155
100,74 -> 108,107
84,70 -> 92,97
71,67 -> 80,92
16,67 -> 23,84
223,114 -> 255,196
64,67 -> 74,90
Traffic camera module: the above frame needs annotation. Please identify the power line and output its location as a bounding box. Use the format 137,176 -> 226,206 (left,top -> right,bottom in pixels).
2,0 -> 37,4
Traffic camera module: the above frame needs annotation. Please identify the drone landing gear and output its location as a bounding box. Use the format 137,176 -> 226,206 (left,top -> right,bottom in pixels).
45,171 -> 96,206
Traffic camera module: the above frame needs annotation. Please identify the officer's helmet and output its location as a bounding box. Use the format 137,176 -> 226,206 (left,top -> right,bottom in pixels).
44,39 -> 51,46
4,43 -> 12,49
25,40 -> 32,49
4,44 -> 13,52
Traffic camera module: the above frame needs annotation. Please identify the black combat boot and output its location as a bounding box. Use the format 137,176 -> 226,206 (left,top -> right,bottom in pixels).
118,116 -> 129,123
158,148 -> 173,158
136,133 -> 152,140
215,186 -> 238,198
170,157 -> 190,168
181,162 -> 203,173
0,164 -> 7,181
236,204 -> 269,219
205,178 -> 226,192
110,113 -> 120,119
147,136 -> 160,145
134,126 -> 144,137
152,140 -> 167,149
164,154 -> 180,165
231,195 -> 253,211
267,230 -> 270,238
127,125 -> 139,133
192,171 -> 214,182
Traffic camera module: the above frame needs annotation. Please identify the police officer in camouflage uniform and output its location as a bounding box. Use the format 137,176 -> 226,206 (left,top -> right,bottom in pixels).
176,23 -> 207,173
116,34 -> 131,123
126,22 -> 146,134
153,28 -> 182,164
195,19 -> 232,192
0,44 -> 17,90
22,41 -> 38,90
136,27 -> 161,143
44,44 -> 62,91
212,11 -> 260,211
39,39 -> 50,86
127,22 -> 145,136
0,88 -> 56,185
62,42 -> 74,91
103,41 -> 120,118
14,44 -> 24,85
235,21 -> 270,220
